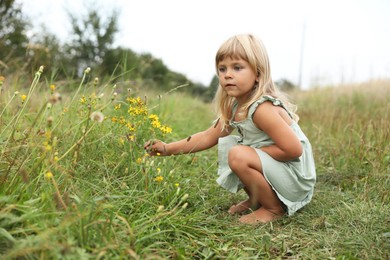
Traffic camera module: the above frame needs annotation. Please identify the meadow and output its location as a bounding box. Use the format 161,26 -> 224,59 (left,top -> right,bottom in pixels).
0,67 -> 389,259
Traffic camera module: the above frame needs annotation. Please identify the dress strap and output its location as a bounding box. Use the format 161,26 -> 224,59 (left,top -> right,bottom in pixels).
248,95 -> 293,119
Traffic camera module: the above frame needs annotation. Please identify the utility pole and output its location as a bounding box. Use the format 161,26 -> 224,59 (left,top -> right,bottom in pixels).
298,21 -> 306,89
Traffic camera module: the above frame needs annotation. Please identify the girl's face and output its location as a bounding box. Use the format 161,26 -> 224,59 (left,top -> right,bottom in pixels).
217,57 -> 258,104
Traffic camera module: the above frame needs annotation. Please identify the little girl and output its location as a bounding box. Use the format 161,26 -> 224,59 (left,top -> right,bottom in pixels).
144,34 -> 316,224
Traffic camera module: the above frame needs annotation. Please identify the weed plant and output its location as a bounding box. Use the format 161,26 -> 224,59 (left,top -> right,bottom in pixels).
0,68 -> 389,259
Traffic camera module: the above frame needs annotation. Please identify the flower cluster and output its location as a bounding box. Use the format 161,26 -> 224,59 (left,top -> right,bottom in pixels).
111,96 -> 173,140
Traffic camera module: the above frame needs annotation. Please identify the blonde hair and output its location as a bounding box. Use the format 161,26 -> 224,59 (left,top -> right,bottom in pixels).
213,34 -> 298,129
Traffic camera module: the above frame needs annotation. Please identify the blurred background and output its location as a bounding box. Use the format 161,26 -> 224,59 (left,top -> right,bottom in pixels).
2,0 -> 389,95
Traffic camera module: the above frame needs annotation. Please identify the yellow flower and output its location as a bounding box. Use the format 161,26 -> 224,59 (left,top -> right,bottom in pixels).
114,104 -> 121,110
154,175 -> 163,182
44,171 -> 53,180
50,84 -> 56,92
21,94 -> 27,102
80,96 -> 87,104
157,168 -> 161,174
175,183 -> 180,187
160,125 -> 172,134
136,158 -> 142,164
148,114 -> 159,120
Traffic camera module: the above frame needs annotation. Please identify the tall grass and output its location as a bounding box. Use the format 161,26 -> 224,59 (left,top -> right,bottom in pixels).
0,68 -> 389,259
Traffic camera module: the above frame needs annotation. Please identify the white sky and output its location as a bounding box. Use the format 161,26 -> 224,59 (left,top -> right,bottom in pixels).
20,0 -> 390,89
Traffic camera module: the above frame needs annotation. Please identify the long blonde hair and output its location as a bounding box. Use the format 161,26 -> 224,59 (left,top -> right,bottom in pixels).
213,34 -> 298,129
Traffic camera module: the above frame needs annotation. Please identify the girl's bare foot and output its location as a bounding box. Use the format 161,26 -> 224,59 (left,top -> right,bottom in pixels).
238,207 -> 285,224
228,199 -> 258,215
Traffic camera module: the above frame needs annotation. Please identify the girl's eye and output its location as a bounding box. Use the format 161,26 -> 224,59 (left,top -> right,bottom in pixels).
234,65 -> 242,71
218,67 -> 226,73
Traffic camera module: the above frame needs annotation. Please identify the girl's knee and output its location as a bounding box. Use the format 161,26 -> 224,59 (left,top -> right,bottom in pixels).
228,145 -> 250,170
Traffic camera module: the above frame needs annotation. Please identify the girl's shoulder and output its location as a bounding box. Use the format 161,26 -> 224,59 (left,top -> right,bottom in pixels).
249,95 -> 281,112
249,95 -> 292,119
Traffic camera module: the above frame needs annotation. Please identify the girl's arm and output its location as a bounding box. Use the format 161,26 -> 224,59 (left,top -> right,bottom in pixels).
144,118 -> 232,156
253,102 -> 303,161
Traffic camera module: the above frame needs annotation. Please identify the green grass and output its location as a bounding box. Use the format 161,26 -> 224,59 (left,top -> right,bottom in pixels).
0,69 -> 389,259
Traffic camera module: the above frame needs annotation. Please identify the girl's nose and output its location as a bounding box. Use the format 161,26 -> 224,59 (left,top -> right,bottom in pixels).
224,68 -> 233,79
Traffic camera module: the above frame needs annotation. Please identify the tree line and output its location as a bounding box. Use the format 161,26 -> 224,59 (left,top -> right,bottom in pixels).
0,1 -> 296,101
0,0 -> 218,101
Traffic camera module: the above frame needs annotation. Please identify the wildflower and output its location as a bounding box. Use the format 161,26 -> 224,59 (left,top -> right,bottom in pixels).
14,91 -> 19,96
154,175 -> 163,182
21,94 -> 27,103
0,76 -> 4,89
160,125 -> 172,134
80,96 -> 87,104
175,183 -> 180,187
49,93 -> 62,104
121,182 -> 129,189
136,158 -> 142,164
151,120 -> 161,129
94,77 -> 99,86
84,67 -> 91,74
90,111 -> 104,123
148,114 -> 159,121
45,171 -> 53,180
47,116 -> 53,127
112,92 -> 118,101
50,84 -> 56,93
180,194 -> 189,202
36,66 -> 44,77
114,104 -> 121,110
45,145 -> 52,151
157,168 -> 161,174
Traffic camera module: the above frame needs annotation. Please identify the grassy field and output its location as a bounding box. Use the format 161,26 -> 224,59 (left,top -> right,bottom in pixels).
0,68 -> 389,259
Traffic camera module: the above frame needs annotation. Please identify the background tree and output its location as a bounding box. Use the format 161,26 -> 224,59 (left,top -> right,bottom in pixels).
275,78 -> 297,92
0,0 -> 30,74
202,75 -> 219,102
64,6 -> 119,76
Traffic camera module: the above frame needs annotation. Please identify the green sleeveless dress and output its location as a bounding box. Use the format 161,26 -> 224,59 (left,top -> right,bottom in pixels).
216,95 -> 316,215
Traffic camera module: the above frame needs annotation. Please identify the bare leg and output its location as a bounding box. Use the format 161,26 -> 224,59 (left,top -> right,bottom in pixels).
228,188 -> 260,215
228,146 -> 285,224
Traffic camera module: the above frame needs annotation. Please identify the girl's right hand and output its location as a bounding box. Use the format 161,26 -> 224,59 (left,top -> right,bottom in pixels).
143,139 -> 168,156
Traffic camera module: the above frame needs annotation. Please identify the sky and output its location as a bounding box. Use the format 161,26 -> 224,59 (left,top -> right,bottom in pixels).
20,0 -> 390,89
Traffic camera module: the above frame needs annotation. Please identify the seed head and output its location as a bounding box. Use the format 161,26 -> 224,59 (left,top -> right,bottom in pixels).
90,111 -> 104,123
